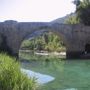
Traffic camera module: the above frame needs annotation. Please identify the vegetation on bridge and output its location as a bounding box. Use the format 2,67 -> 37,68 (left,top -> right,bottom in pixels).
76,0 -> 90,25
66,0 -> 90,25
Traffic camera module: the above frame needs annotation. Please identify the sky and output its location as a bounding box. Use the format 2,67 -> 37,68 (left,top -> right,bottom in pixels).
0,0 -> 76,22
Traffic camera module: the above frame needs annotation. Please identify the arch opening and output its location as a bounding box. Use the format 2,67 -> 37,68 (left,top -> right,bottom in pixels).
19,30 -> 66,60
85,44 -> 90,54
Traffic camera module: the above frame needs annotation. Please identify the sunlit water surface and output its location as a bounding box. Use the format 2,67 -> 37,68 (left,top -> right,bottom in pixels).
20,52 -> 90,90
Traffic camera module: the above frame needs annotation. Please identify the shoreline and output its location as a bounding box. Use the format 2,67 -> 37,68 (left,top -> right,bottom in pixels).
19,50 -> 66,56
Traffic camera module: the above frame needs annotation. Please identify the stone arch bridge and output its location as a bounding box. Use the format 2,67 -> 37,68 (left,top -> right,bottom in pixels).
0,20 -> 90,59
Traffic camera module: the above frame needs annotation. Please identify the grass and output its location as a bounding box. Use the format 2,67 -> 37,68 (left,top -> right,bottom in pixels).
0,53 -> 38,90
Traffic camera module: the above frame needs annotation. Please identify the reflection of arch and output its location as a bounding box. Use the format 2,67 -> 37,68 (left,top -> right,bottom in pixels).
85,44 -> 90,54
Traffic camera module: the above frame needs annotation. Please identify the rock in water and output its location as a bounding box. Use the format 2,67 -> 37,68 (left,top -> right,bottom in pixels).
21,68 -> 55,84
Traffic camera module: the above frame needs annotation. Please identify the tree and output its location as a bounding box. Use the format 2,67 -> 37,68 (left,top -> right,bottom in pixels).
65,15 -> 79,24
73,0 -> 81,7
76,0 -> 90,25
21,32 -> 66,52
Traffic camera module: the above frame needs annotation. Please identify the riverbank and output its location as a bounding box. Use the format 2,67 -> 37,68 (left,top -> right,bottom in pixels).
19,50 -> 66,56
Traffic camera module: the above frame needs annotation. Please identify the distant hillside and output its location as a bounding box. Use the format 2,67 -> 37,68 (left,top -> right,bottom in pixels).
52,13 -> 76,24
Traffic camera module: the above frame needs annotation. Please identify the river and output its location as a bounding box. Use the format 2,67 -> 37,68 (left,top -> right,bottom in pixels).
20,51 -> 90,90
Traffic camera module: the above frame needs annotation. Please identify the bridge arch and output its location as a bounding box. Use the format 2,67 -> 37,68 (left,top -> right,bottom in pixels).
18,28 -> 67,58
0,21 -> 86,59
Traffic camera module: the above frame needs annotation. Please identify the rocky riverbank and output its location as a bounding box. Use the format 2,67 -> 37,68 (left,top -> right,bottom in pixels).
19,50 -> 66,56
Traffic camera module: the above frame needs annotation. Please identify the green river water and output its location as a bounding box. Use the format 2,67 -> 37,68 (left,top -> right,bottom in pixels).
20,52 -> 90,90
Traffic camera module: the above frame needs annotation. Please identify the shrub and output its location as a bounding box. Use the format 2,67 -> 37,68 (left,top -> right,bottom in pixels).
76,0 -> 90,25
0,53 -> 38,90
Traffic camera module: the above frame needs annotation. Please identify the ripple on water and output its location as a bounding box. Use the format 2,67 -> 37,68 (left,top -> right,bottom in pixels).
64,88 -> 77,90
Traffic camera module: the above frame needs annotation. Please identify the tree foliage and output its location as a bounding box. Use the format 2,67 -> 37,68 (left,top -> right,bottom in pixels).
76,0 -> 90,25
21,32 -> 66,52
65,15 -> 79,24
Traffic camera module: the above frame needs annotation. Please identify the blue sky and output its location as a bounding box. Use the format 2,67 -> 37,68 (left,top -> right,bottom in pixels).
0,0 -> 76,22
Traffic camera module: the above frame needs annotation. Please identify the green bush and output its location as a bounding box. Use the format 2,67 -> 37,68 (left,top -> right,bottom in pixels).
21,32 -> 66,52
76,0 -> 90,25
0,53 -> 38,90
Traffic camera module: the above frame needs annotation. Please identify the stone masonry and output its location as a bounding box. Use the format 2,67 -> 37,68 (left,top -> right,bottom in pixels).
0,20 -> 90,59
